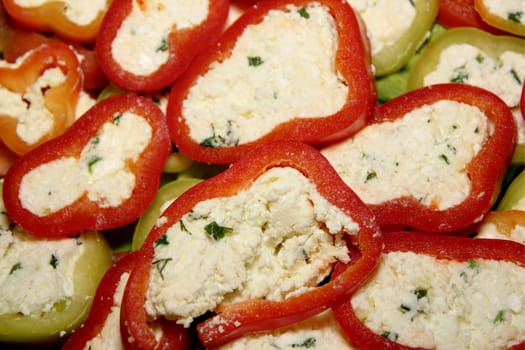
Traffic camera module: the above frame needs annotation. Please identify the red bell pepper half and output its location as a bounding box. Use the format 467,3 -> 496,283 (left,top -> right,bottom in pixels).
167,0 -> 376,164
0,42 -> 83,155
95,0 -> 229,92
322,83 -> 517,233
332,231 -> 525,350
121,141 -> 383,349
2,93 -> 171,237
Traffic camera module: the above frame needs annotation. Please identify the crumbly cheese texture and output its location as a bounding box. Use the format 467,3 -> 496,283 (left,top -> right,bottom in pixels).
83,272 -> 129,350
218,310 -> 355,350
111,0 -> 209,76
0,67 -> 66,145
18,112 -> 152,216
322,100 -> 492,210
424,44 -> 525,107
0,193 -> 85,316
479,0 -> 525,25
13,0 -> 107,25
352,251 -> 525,349
183,3 -> 348,147
346,0 -> 416,55
145,167 -> 357,327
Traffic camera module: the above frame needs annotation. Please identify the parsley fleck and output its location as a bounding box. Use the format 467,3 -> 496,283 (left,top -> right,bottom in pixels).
50,254 -> 59,269
414,288 -> 428,300
439,154 -> 450,164
113,113 -> 122,125
467,259 -> 479,270
180,220 -> 192,235
475,53 -> 484,63
399,304 -> 411,313
91,136 -> 100,144
291,337 -> 316,348
408,0 -> 415,6
9,262 -> 22,275
507,11 -> 522,23
154,234 -> 169,248
365,170 -> 377,183
300,248 -> 310,263
204,221 -> 233,241
493,310 -> 505,323
248,56 -> 264,67
156,37 -> 168,52
381,331 -> 399,341
510,69 -> 522,85
450,66 -> 469,83
152,258 -> 172,280
87,156 -> 102,173
298,7 -> 310,18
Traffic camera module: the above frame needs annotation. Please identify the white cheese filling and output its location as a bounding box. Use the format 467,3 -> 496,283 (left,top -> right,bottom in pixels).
13,0 -> 108,25
479,0 -> 524,25
18,112 -> 152,216
352,251 -> 525,350
322,100 -> 492,210
111,0 -> 209,76
476,213 -> 525,246
0,67 -> 66,145
218,310 -> 354,350
346,0 -> 416,55
145,167 -> 357,327
183,3 -> 348,147
83,272 -> 129,350
424,45 -> 525,107
0,228 -> 85,316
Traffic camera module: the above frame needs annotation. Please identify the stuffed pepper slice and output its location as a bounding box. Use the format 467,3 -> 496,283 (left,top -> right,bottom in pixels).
2,93 -> 171,238
121,141 -> 383,349
0,42 -> 84,155
321,83 -> 516,233
0,179 -> 113,346
345,0 -> 438,76
436,0 -> 507,34
95,0 -> 229,92
474,0 -> 525,37
2,0 -> 111,43
332,231 -> 525,350
167,0 -> 376,164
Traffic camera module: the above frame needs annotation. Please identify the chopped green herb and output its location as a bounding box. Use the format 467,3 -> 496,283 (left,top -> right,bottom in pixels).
493,310 -> 505,323
365,170 -> 377,183
298,7 -> 310,18
381,331 -> 399,341
508,11 -> 522,23
248,56 -> 264,67
291,337 -> 316,348
475,53 -> 484,63
408,0 -> 415,6
447,144 -> 457,155
510,69 -> 522,85
152,258 -> 172,280
113,113 -> 122,125
50,254 -> 59,269
300,248 -> 310,263
467,259 -> 479,270
399,304 -> 411,313
180,220 -> 192,235
9,262 -> 22,275
91,136 -> 100,144
450,66 -> 469,83
204,221 -> 233,241
154,234 -> 169,247
156,37 -> 168,52
439,154 -> 450,164
414,288 -> 428,300
87,156 -> 102,173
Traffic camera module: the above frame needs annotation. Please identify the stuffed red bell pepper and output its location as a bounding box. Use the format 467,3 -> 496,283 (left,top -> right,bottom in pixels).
62,251 -> 191,350
120,141 -> 382,349
332,231 -> 525,350
2,0 -> 111,43
95,0 -> 229,92
167,0 -> 376,164
2,93 -> 171,238
436,0 -> 506,35
474,0 -> 525,37
0,42 -> 83,155
321,83 -> 516,233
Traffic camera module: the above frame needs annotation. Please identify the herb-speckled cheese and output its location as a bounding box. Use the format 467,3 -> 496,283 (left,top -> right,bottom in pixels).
13,0 -> 107,25
218,310 -> 355,349
352,251 -> 525,349
183,3 -> 348,147
478,0 -> 525,25
111,0 -> 209,76
18,112 -> 152,216
322,100 -> 492,210
83,272 -> 129,350
423,44 -> 525,107
145,167 -> 357,327
346,0 -> 416,55
0,67 -> 66,145
0,190 -> 85,315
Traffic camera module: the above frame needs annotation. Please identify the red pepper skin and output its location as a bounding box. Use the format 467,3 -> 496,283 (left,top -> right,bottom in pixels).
121,141 -> 383,349
2,0 -> 109,43
436,0 -> 507,35
368,84 -> 515,233
95,0 -> 229,92
167,0 -> 376,165
332,231 -> 525,350
2,93 -> 171,238
0,42 -> 83,155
